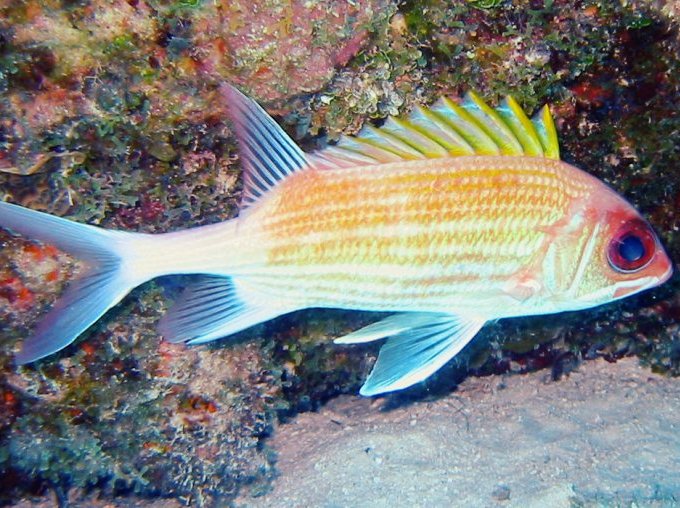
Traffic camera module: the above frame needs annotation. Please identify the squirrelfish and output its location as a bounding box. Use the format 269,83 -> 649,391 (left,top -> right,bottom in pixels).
0,85 -> 672,395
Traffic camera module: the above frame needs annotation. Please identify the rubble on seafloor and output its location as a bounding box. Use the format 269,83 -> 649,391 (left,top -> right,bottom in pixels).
246,357 -> 680,507
0,0 -> 678,505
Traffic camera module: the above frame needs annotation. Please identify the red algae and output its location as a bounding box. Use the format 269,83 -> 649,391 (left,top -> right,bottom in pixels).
0,0 -> 391,175
192,1 -> 391,99
0,275 -> 31,309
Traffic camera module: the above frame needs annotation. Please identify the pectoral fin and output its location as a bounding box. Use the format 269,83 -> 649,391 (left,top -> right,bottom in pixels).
336,312 -> 486,396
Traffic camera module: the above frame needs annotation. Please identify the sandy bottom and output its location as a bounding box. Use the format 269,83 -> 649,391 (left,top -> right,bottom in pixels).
243,358 -> 679,507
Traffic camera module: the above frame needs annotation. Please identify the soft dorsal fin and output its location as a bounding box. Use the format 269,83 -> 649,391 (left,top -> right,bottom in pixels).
220,84 -> 310,209
318,91 -> 560,165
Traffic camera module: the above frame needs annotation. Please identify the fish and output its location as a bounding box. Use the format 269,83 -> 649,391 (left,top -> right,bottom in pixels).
0,85 -> 673,396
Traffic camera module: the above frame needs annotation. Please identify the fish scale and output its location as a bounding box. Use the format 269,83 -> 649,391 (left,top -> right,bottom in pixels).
258,159 -> 570,262
220,157 -> 579,315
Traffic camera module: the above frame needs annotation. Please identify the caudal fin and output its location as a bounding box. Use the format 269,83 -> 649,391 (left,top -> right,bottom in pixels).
0,201 -> 148,364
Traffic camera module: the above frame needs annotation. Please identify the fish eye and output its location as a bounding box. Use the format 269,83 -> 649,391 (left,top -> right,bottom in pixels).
607,219 -> 657,273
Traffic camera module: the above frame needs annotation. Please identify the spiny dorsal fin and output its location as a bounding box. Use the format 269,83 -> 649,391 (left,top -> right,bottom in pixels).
222,85 -> 561,200
220,84 -> 310,209
321,91 -> 560,165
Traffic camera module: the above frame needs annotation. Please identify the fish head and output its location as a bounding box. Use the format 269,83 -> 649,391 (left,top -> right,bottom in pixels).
567,184 -> 673,307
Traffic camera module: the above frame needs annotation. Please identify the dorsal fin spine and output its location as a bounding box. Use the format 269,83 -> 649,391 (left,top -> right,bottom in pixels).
335,136 -> 403,162
497,96 -> 544,156
432,98 -> 500,155
361,125 -> 426,159
304,89 -> 561,167
532,105 -> 560,159
462,91 -> 524,155
381,117 -> 449,157
408,107 -> 475,155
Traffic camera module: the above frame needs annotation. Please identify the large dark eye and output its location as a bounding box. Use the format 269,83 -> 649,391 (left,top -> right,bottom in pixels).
607,219 -> 657,273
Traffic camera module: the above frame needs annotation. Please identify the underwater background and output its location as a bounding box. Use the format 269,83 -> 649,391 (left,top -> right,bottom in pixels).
0,0 -> 678,506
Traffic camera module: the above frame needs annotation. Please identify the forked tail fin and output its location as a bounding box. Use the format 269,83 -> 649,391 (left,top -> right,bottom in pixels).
0,201 -> 152,364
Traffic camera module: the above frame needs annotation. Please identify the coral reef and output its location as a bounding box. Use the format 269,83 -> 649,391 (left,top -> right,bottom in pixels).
0,0 -> 678,505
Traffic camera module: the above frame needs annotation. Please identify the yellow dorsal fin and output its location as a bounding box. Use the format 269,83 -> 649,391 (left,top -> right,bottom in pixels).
379,117 -> 450,158
532,104 -> 560,159
496,96 -> 544,156
318,92 -> 561,165
408,106 -> 475,155
431,96 -> 500,155
461,91 -> 524,155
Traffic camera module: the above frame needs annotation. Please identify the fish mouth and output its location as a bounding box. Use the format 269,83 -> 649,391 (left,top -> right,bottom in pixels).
611,266 -> 672,300
659,263 -> 674,284
612,274 -> 665,300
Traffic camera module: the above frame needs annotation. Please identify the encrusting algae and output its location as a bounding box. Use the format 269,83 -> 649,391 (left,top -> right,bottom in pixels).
0,0 -> 679,505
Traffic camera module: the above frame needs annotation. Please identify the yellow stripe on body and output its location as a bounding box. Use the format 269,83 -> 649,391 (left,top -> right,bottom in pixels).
239,155 -> 594,315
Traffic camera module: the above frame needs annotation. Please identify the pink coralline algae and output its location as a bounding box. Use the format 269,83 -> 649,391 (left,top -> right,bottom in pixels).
192,0 -> 392,99
0,0 -> 392,175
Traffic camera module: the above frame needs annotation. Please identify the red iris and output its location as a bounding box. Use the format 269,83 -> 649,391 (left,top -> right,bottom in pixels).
607,219 -> 657,273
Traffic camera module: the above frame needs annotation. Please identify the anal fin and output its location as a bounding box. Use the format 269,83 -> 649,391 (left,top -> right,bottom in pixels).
158,275 -> 295,345
336,312 -> 486,396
